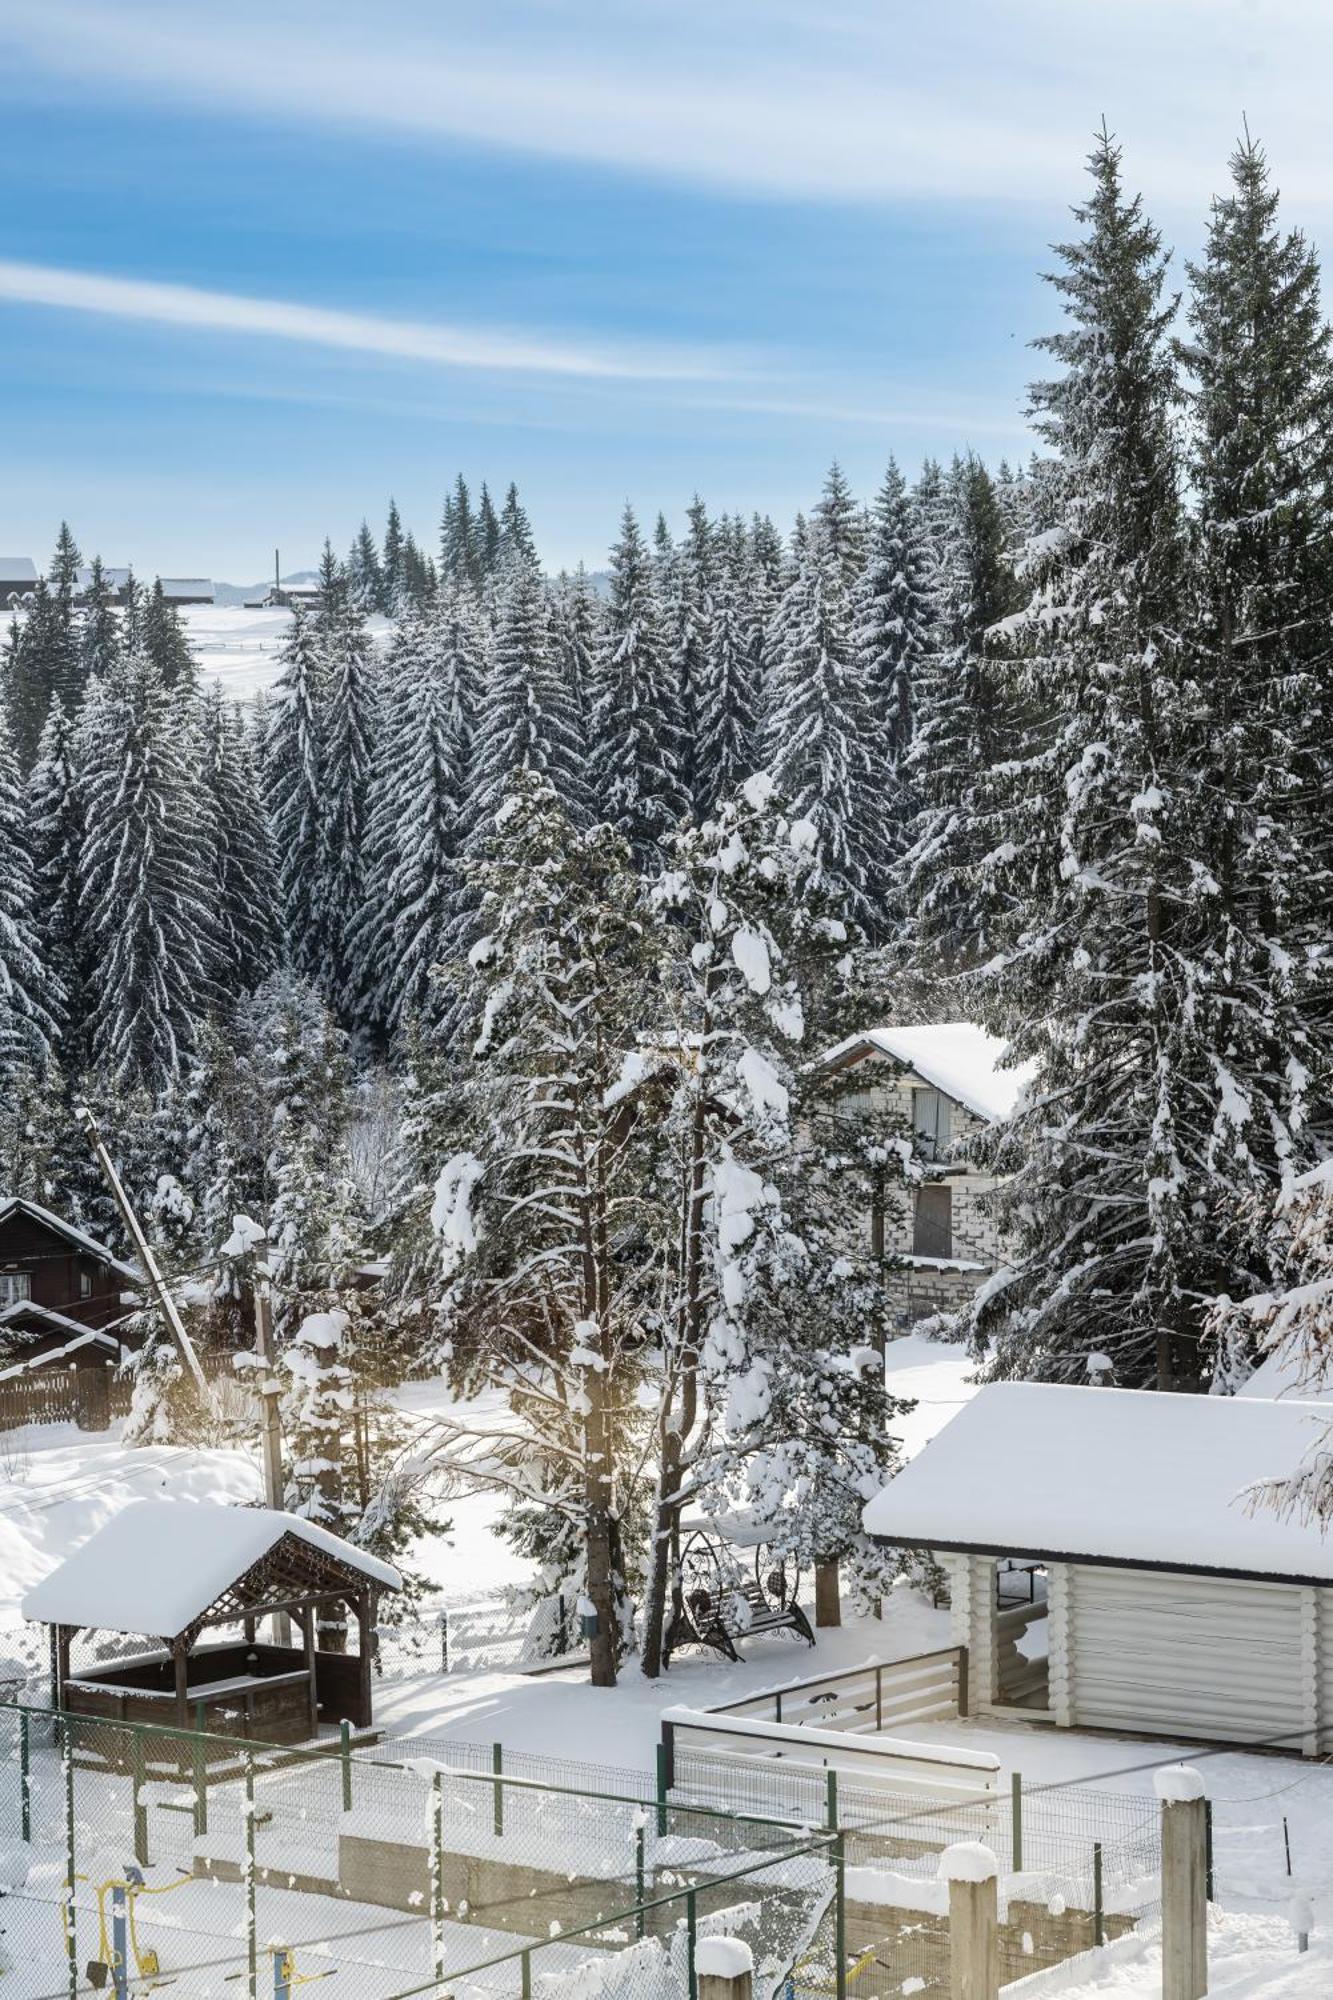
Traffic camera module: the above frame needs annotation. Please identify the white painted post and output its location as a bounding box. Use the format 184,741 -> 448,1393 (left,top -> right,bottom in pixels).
940,1842 -> 999,2000
696,1935 -> 754,2000
1157,1765 -> 1207,2000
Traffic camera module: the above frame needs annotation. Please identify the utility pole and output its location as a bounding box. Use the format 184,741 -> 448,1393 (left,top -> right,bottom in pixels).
249,1231 -> 291,1648
75,1104 -> 211,1403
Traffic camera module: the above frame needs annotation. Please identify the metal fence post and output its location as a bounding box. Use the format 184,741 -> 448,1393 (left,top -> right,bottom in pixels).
834,1822 -> 847,2000
493,1740 -> 504,1836
431,1770 -> 447,1980
687,1886 -> 698,2000
825,1768 -> 838,1831
636,1821 -> 646,1938
340,1718 -> 353,1813
60,1713 -> 77,2000
522,1947 -> 533,1999
1011,1771 -> 1022,1873
133,1726 -> 149,1866
246,1753 -> 259,2000
656,1740 -> 670,1837
1093,1842 -> 1103,1948
272,1946 -> 292,2000
19,1707 -> 30,1843
193,1701 -> 208,1838
875,1664 -> 883,1731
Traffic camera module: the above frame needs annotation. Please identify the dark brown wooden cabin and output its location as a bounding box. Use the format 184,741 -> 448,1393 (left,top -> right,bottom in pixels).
0,1196 -> 140,1346
23,1501 -> 401,1750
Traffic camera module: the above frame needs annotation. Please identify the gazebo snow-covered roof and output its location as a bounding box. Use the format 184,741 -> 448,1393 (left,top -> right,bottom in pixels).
23,1500 -> 399,1638
818,1023 -> 1036,1124
863,1381 -> 1333,1585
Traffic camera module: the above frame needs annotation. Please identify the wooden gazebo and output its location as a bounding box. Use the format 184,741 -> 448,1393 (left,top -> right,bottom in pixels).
23,1500 -> 400,1745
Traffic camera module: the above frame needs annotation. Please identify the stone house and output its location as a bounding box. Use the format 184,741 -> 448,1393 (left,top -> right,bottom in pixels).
813,1022 -> 1034,1329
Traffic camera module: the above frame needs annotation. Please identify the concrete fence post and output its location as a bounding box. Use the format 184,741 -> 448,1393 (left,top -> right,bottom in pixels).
940,1841 -> 999,2000
696,1935 -> 754,2000
1157,1764 -> 1208,2000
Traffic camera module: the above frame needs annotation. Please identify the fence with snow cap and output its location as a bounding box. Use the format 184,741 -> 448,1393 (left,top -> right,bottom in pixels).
1156,1764 -> 1207,2000
939,1842 -> 998,2000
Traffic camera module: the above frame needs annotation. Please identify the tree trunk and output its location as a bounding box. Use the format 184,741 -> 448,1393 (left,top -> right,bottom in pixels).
814,1559 -> 842,1628
583,1357 -> 619,1688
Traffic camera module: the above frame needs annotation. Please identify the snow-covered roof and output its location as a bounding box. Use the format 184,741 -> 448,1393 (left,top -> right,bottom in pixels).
74,566 -> 131,590
0,1299 -> 102,1339
22,1501 -> 401,1634
862,1381 -> 1333,1584
158,577 -> 214,600
0,557 -> 38,581
819,1023 -> 1036,1124
0,1330 -> 121,1378
0,1196 -> 140,1283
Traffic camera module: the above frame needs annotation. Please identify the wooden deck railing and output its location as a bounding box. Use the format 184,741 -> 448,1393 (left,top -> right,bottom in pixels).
705,1644 -> 969,1736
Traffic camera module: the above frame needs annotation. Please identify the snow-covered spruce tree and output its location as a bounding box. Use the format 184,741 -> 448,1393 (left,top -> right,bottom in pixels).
1177,129 -> 1331,1208
812,461 -> 865,590
29,698 -> 86,1059
589,505 -> 688,866
4,577 -> 76,769
694,518 -> 757,818
77,556 -> 121,693
465,544 -> 586,835
440,475 -> 480,592
763,513 -> 884,928
317,588 -> 377,1015
666,497 -> 714,814
0,706 -> 60,1082
202,685 -> 280,1006
419,773 -> 662,1686
968,129 -> 1279,1390
346,520 -> 383,615
353,612 -> 469,1037
550,565 -> 602,756
263,601 -> 326,982
851,458 -> 934,935
903,454 -> 1019,965
76,650 -> 219,1093
638,775 -> 905,1675
382,499 -> 406,614
139,579 -> 198,695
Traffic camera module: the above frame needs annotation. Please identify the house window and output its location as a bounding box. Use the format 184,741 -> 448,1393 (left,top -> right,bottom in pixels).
913,1185 -> 953,1260
79,1271 -> 93,1299
913,1088 -> 952,1161
0,1272 -> 32,1305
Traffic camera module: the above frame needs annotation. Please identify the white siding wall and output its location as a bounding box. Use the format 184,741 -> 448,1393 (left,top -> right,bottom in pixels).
1064,1563 -> 1309,1749
951,1554 -> 998,1710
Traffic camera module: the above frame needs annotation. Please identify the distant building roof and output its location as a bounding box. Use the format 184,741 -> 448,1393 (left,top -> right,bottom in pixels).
0,558 -> 38,582
74,566 -> 132,591
818,1022 -> 1036,1124
863,1381 -> 1333,1584
158,577 -> 214,601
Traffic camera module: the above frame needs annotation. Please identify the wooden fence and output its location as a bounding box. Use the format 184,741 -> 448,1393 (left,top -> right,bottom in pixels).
0,1367 -> 132,1435
706,1645 -> 968,1736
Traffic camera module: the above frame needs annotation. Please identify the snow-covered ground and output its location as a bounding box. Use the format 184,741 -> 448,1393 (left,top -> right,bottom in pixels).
179,602 -> 393,700
1040,1908 -> 1330,1997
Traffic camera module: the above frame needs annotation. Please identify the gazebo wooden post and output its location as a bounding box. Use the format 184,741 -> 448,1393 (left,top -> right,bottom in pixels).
302,1606 -> 319,1736
356,1592 -> 373,1729
55,1625 -> 71,1711
172,1641 -> 190,1730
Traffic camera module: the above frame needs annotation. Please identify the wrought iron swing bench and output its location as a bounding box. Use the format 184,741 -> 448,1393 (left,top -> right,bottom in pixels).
663,1517 -> 816,1665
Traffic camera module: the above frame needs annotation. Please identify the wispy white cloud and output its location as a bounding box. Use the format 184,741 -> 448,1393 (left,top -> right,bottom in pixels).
10,0 -> 1333,216
0,259 -> 731,382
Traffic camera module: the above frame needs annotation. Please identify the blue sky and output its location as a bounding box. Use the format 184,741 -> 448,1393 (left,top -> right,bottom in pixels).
3,0 -> 1332,578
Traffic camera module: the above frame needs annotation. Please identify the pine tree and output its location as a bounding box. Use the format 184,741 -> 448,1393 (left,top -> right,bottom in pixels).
588,506 -> 687,865
812,462 -> 864,589
77,556 -> 121,694
466,548 -> 586,833
28,698 -> 83,1055
347,521 -> 383,615
0,706 -> 60,1081
416,773 -> 660,1684
497,483 -> 537,573
476,483 -> 502,576
263,602 -> 326,981
851,459 -> 933,926
317,591 -> 377,1013
440,476 -> 478,590
202,685 -> 280,1004
5,578 -> 75,767
969,128 -> 1252,1390
50,523 -> 81,596
550,565 -> 601,748
382,498 -> 406,613
695,519 -> 757,814
76,650 -> 219,1092
905,455 -> 1019,961
763,514 -> 882,922
354,613 -> 468,1035
140,579 -> 198,693
667,497 -> 714,813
